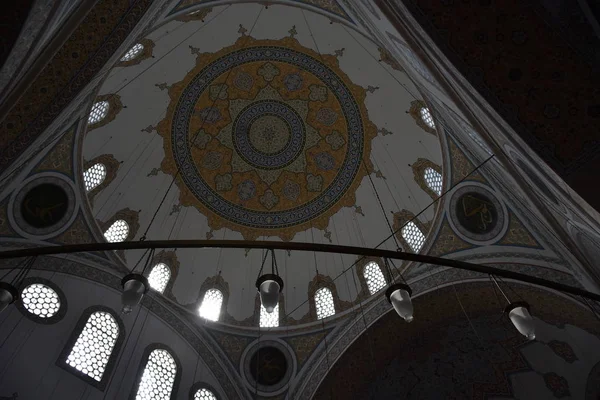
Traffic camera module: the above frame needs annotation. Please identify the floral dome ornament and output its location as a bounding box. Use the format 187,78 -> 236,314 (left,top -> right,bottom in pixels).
255,250 -> 284,313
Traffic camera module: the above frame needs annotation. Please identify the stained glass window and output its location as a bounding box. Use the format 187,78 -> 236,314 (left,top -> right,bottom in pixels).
135,349 -> 177,400
259,303 -> 279,328
315,287 -> 335,320
198,288 -> 223,322
419,107 -> 435,129
148,263 -> 170,293
104,220 -> 129,243
424,167 -> 443,196
65,311 -> 119,382
402,221 -> 426,253
21,283 -> 61,318
194,388 -> 217,400
121,43 -> 144,62
88,101 -> 109,124
83,163 -> 107,192
364,262 -> 386,295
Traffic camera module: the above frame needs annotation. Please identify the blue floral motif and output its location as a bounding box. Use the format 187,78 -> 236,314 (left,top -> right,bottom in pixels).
283,73 -> 303,91
238,180 -> 256,201
314,152 -> 335,171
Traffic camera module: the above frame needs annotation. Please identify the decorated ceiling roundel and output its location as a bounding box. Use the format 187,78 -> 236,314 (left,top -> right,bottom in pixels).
158,36 -> 377,240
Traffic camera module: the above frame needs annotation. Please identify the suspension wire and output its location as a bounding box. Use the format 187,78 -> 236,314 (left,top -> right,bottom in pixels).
451,282 -> 486,349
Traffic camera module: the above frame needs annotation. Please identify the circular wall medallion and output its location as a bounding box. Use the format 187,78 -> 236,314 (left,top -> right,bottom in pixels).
241,338 -> 296,395
447,183 -> 507,245
11,174 -> 77,238
158,36 -> 377,240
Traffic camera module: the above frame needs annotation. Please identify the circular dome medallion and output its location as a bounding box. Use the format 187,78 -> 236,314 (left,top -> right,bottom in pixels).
249,346 -> 288,386
158,36 -> 377,240
241,339 -> 295,395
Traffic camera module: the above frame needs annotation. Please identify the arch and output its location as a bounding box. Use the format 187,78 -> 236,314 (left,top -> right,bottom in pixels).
104,219 -> 129,243
314,287 -> 336,320
260,301 -> 280,328
411,158 -> 443,200
147,263 -> 171,293
131,344 -> 181,400
196,274 -> 230,323
363,260 -> 387,295
86,94 -> 123,131
15,276 -> 67,324
147,250 -> 180,298
408,100 -> 437,135
117,38 -> 155,67
82,154 -> 120,205
98,208 -> 140,249
58,305 -> 125,390
393,209 -> 428,254
189,382 -> 221,400
198,288 -> 224,322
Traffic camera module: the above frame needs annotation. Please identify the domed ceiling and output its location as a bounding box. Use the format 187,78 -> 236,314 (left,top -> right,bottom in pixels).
82,3 -> 443,323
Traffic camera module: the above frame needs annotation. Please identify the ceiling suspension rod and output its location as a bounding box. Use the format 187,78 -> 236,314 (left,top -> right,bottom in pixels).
0,239 -> 599,302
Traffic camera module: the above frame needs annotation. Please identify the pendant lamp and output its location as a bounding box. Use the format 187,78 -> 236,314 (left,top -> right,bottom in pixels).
0,282 -> 18,314
121,274 -> 149,314
255,249 -> 284,313
385,283 -> 414,322
505,301 -> 536,341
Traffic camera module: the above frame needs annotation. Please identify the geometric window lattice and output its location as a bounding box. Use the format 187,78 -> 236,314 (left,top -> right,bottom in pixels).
65,311 -> 119,382
363,261 -> 387,295
121,43 -> 145,62
88,101 -> 110,125
315,287 -> 335,320
104,219 -> 129,243
83,163 -> 107,192
147,263 -> 170,294
424,167 -> 443,196
135,349 -> 177,400
21,283 -> 61,318
194,388 -> 217,400
198,288 -> 223,322
401,221 -> 426,253
419,107 -> 435,129
260,302 -> 279,328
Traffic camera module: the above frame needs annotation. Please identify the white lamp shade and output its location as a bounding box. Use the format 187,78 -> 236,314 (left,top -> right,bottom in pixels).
121,275 -> 148,314
507,303 -> 535,340
389,288 -> 414,322
259,279 -> 280,313
0,283 -> 17,314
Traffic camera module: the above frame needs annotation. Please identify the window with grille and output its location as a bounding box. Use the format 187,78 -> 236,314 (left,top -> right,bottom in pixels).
402,221 -> 426,253
194,388 -> 217,400
65,311 -> 119,382
104,220 -> 129,243
83,163 -> 107,192
419,107 -> 435,129
135,349 -> 177,400
120,43 -> 145,62
315,287 -> 335,320
424,167 -> 443,196
148,263 -> 170,293
88,101 -> 109,125
363,262 -> 386,295
198,289 -> 223,322
21,283 -> 61,318
259,302 -> 279,328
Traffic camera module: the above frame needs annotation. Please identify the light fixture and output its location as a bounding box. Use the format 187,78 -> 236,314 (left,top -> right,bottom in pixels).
505,301 -> 536,341
121,274 -> 149,314
0,282 -> 18,314
255,249 -> 283,313
385,283 -> 414,322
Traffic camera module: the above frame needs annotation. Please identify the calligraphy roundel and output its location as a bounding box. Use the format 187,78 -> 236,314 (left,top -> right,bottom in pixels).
157,36 -> 377,240
448,184 -> 507,244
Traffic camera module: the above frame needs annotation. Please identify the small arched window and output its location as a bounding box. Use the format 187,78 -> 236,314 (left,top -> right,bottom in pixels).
21,283 -> 61,318
65,311 -> 120,382
424,167 -> 443,196
104,219 -> 129,243
363,261 -> 387,295
402,221 -> 426,253
120,43 -> 145,62
193,388 -> 218,400
83,163 -> 107,192
148,263 -> 171,293
88,101 -> 110,125
259,303 -> 279,328
419,107 -> 435,129
198,288 -> 223,322
315,287 -> 335,320
135,348 -> 177,400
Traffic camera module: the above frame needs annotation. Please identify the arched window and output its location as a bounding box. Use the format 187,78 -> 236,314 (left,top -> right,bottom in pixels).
83,163 -> 107,192
198,288 -> 223,322
424,167 -> 443,196
120,43 -> 144,62
88,101 -> 110,125
65,311 -> 120,383
259,303 -> 279,328
193,388 -> 218,400
419,107 -> 435,129
402,221 -> 426,253
135,348 -> 177,400
363,261 -> 387,295
21,283 -> 61,318
315,287 -> 335,320
104,219 -> 129,243
148,263 -> 171,293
